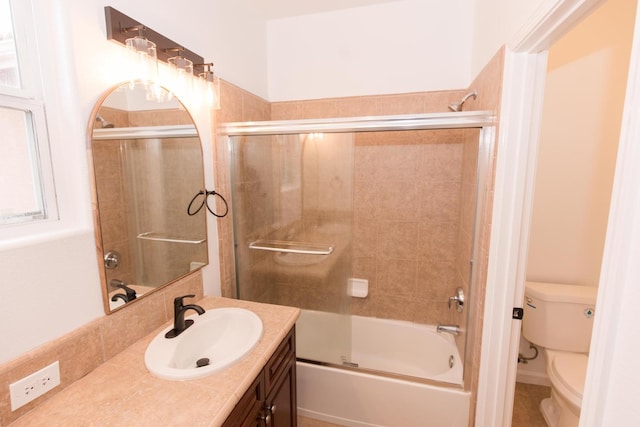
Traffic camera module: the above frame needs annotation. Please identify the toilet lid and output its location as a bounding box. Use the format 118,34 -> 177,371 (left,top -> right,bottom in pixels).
550,353 -> 588,408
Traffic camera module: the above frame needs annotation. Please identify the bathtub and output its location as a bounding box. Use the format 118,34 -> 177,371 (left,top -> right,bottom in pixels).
296,311 -> 470,427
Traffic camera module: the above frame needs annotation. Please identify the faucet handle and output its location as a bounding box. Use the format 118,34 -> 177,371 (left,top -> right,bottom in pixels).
448,287 -> 465,312
174,294 -> 196,303
174,294 -> 196,309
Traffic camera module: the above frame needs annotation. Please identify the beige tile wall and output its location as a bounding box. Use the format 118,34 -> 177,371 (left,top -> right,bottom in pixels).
0,272 -> 203,425
213,81 -> 272,299
458,47 -> 505,422
215,49 -> 505,407
269,92 -> 473,326
349,129 -> 470,324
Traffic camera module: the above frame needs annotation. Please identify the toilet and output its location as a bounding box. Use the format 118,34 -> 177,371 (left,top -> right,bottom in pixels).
522,281 -> 598,427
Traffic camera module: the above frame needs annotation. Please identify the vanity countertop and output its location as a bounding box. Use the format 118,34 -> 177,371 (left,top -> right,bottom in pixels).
10,297 -> 300,426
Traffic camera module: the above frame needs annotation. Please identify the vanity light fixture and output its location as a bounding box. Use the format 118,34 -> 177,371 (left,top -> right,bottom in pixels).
197,63 -> 221,109
104,6 -> 220,109
165,47 -> 194,100
123,25 -> 157,88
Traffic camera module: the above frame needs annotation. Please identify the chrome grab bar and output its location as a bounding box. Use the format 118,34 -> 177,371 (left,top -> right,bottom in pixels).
248,240 -> 334,255
137,232 -> 206,244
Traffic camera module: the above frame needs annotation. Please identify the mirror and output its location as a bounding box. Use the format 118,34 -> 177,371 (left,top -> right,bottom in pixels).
89,82 -> 208,313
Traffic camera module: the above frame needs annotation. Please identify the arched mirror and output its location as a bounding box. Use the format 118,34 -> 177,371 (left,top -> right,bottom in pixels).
89,81 -> 208,313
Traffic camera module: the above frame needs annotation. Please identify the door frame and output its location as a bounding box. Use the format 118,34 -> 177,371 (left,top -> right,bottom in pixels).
474,0 -> 640,425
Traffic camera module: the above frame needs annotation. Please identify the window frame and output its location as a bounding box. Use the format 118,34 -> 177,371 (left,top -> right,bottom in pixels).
0,0 -> 36,99
0,95 -> 57,226
0,0 -> 58,232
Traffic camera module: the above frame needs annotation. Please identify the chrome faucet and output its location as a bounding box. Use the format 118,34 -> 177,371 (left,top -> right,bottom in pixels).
437,324 -> 461,336
165,294 -> 205,338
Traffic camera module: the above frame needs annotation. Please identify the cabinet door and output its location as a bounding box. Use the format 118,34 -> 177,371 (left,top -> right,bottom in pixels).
222,327 -> 297,427
264,328 -> 296,427
265,358 -> 296,427
222,372 -> 264,427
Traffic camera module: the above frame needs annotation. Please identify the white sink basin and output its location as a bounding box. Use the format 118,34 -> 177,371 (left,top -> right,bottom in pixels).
144,308 -> 263,380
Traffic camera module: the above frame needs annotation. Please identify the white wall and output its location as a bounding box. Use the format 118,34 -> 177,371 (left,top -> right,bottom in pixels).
526,0 -> 634,287
471,0 -> 548,76
71,0 -> 269,105
0,0 -> 270,364
0,0 -> 103,364
266,0 -> 475,101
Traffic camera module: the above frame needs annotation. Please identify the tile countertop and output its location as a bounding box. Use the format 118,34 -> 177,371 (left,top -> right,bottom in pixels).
10,297 -> 300,427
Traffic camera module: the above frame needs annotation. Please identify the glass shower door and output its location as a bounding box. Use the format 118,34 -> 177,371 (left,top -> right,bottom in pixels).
230,132 -> 354,366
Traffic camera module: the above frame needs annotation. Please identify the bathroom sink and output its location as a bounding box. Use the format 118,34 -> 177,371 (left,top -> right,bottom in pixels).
144,308 -> 263,380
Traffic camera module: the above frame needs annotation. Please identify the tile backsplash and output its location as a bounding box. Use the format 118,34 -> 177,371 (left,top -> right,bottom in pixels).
0,272 -> 203,425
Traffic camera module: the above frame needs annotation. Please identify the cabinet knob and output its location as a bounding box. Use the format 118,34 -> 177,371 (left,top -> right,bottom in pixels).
258,412 -> 271,426
258,403 -> 276,425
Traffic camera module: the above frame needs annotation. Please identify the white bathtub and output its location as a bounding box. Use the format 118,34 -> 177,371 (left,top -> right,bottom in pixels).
296,311 -> 470,427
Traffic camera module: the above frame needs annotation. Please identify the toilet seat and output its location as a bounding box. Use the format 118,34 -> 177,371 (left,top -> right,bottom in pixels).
548,352 -> 588,410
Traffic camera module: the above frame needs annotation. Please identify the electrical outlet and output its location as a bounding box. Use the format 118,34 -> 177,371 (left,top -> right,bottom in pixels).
9,361 -> 60,411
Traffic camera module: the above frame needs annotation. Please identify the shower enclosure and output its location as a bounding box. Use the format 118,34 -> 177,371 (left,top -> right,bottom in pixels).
223,112 -> 494,390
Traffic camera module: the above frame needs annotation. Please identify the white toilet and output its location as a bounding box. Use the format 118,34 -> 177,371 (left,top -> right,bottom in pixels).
522,281 -> 598,427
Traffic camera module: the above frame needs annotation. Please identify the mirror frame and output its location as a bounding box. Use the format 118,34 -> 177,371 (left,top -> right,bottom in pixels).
87,81 -> 208,314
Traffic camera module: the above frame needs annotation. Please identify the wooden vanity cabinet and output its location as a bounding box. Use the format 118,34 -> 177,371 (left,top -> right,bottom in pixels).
223,327 -> 297,427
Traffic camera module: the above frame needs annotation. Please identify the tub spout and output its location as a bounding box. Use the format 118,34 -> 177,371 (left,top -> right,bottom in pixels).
437,324 -> 461,336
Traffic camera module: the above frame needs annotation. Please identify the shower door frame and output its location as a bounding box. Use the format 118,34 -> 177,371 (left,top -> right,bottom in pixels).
222,111 -> 496,383
222,111 -> 495,136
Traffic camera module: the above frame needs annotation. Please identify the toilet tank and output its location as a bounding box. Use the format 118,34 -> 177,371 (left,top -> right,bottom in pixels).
522,281 -> 597,353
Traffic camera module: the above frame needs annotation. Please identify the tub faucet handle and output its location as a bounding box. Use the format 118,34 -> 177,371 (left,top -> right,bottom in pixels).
448,287 -> 465,312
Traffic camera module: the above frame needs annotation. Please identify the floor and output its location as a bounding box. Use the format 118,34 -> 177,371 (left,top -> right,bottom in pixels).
297,382 -> 551,427
512,382 -> 551,427
298,416 -> 343,427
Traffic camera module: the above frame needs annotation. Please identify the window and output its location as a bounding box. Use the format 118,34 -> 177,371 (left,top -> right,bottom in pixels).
0,0 -> 57,227
0,0 -> 20,88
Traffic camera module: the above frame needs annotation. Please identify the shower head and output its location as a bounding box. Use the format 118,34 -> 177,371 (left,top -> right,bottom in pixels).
96,114 -> 115,128
448,89 -> 478,112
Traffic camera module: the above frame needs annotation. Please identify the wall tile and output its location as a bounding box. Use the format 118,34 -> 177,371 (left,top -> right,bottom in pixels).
376,258 -> 417,297
376,220 -> 420,260
417,259 -> 458,300
420,180 -> 462,223
0,271 -> 204,425
0,322 -> 103,425
302,99 -> 341,118
459,48 -> 504,403
375,181 -> 421,222
418,220 -> 458,263
271,101 -> 304,120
